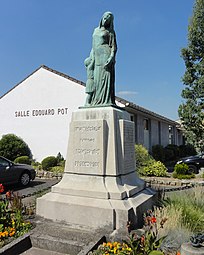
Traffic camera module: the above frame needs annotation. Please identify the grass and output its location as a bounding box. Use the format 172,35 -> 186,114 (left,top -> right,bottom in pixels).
151,186 -> 204,253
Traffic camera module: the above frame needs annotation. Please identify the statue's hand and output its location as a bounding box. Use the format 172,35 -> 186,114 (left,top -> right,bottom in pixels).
104,58 -> 113,70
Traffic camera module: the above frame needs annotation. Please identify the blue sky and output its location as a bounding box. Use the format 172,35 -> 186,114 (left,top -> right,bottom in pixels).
0,0 -> 195,120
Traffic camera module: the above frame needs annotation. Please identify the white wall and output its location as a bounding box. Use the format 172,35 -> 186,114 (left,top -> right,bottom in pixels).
0,67 -> 86,161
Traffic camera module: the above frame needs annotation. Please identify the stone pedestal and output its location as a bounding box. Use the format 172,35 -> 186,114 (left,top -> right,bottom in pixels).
181,243 -> 204,255
36,107 -> 156,230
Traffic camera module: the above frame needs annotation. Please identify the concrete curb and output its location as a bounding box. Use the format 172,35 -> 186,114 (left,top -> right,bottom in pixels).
0,234 -> 32,255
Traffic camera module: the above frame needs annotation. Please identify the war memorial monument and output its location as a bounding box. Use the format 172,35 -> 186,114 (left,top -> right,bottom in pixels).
36,11 -> 155,232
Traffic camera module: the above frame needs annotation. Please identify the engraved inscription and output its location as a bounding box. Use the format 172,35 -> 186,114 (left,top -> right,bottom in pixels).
75,126 -> 101,132
74,161 -> 99,167
121,120 -> 135,171
75,149 -> 100,155
68,120 -> 105,175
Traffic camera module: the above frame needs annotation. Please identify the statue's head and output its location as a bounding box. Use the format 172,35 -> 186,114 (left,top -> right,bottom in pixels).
99,11 -> 114,31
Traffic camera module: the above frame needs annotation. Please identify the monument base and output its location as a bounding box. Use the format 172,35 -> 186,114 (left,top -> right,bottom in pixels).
37,107 -> 156,230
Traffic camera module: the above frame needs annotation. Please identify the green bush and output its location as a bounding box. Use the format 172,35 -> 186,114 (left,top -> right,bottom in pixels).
135,144 -> 152,169
152,145 -> 165,162
41,156 -> 58,170
166,144 -> 180,158
179,144 -> 197,157
14,156 -> 31,165
163,148 -> 175,162
0,134 -> 32,161
174,163 -> 189,175
139,160 -> 168,177
50,166 -> 64,173
172,163 -> 195,179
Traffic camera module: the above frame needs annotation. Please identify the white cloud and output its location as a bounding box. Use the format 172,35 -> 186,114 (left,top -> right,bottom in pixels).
116,91 -> 138,96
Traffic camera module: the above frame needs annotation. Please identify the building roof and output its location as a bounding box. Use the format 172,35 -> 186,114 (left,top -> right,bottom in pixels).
0,64 -> 179,126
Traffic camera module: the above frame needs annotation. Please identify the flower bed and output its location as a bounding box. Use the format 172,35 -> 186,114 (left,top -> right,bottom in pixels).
0,184 -> 33,248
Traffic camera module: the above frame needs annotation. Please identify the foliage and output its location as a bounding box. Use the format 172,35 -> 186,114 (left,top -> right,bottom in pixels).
163,187 -> 204,234
178,0 -> 204,152
140,160 -> 167,177
14,156 -> 31,165
178,144 -> 197,158
152,145 -> 165,163
173,163 -> 189,175
164,145 -> 180,161
49,166 -> 64,173
90,210 -> 166,255
135,144 -> 153,169
56,152 -> 64,164
41,156 -> 58,170
151,144 -> 197,163
0,186 -> 32,248
90,241 -> 133,254
0,134 -> 32,161
172,173 -> 195,179
172,163 -> 195,179
135,145 -> 167,177
163,148 -> 175,162
31,160 -> 42,170
153,206 -> 192,254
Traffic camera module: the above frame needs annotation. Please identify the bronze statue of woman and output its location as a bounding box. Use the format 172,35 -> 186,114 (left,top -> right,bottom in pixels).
84,11 -> 117,106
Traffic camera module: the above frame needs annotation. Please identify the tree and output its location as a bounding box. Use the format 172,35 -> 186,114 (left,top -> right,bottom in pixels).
0,134 -> 32,161
178,0 -> 204,152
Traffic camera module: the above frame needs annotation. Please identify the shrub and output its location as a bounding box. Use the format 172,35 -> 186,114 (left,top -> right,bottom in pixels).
152,145 -> 165,162
163,148 -> 175,162
14,156 -> 31,165
166,144 -> 180,158
172,163 -> 195,179
139,160 -> 168,177
41,156 -> 58,170
179,144 -> 197,158
0,134 -> 32,161
135,144 -> 152,169
50,166 -> 64,173
173,163 -> 189,175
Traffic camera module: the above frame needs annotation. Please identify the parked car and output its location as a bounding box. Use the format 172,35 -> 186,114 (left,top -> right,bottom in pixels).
176,153 -> 204,173
0,156 -> 36,186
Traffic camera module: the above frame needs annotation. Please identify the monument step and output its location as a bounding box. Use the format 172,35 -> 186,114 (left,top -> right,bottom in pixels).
22,246 -> 68,255
29,217 -> 106,255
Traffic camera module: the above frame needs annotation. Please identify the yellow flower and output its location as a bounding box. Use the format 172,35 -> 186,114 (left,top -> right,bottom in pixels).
113,242 -> 118,247
107,242 -> 112,248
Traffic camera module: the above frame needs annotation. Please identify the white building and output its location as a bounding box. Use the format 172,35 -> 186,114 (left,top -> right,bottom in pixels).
0,65 -> 183,161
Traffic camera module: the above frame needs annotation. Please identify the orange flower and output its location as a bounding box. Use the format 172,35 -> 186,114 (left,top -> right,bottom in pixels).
151,217 -> 157,223
0,184 -> 4,193
141,235 -> 145,244
176,252 -> 181,255
6,191 -> 11,199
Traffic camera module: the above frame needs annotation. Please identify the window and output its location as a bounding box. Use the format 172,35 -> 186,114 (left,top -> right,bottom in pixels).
169,125 -> 173,144
0,158 -> 9,167
144,119 -> 149,130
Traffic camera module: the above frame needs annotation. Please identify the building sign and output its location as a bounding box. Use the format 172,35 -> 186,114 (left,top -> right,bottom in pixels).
14,107 -> 68,118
